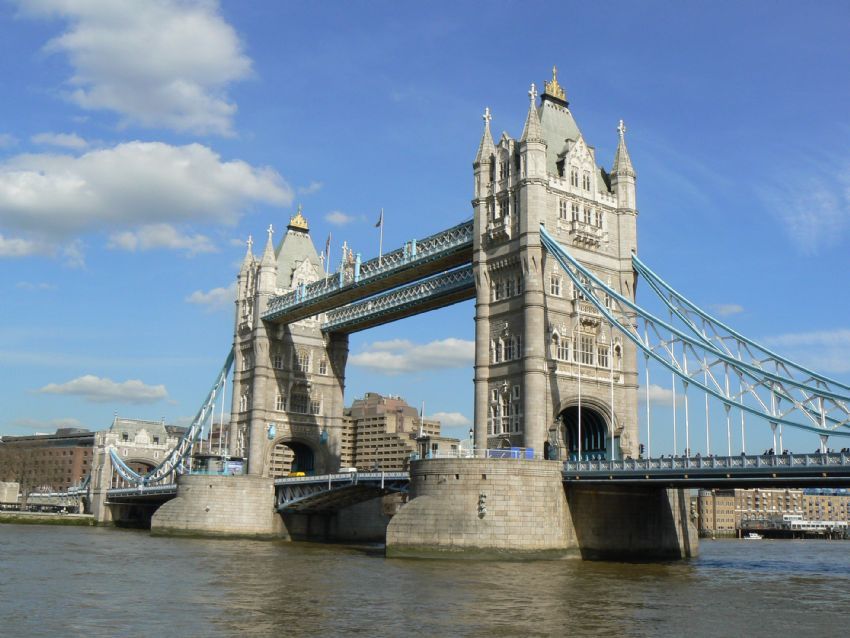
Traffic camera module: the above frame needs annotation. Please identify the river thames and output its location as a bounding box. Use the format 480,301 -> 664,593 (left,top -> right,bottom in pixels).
1,525 -> 848,637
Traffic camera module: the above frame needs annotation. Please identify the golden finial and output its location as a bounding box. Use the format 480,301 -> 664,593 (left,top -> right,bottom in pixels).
288,204 -> 309,232
544,65 -> 566,102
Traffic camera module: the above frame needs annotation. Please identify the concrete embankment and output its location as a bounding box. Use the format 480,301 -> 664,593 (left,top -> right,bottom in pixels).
0,512 -> 96,526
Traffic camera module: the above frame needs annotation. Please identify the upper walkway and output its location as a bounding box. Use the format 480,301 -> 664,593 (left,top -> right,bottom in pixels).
262,220 -> 473,327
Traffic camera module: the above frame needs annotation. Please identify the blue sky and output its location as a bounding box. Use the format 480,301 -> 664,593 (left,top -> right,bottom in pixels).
1,1 -> 848,453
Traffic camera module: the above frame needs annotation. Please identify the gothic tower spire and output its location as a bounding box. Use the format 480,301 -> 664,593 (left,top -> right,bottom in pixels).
520,83 -> 543,143
612,119 -> 635,178
611,119 -> 636,211
474,107 -> 496,164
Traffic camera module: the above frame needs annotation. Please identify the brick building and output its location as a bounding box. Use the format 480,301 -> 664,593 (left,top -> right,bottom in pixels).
0,428 -> 94,495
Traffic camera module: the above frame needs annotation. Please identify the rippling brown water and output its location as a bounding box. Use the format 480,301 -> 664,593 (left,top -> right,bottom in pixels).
1,525 -> 848,637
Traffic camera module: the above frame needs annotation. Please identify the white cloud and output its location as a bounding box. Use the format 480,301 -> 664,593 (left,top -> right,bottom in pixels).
762,163 -> 850,255
350,338 -> 474,375
19,0 -> 252,136
31,132 -> 88,149
763,329 -> 850,348
62,239 -> 86,268
38,375 -> 168,404
325,210 -> 356,226
15,281 -> 57,291
185,281 -> 236,310
762,328 -> 850,374
0,234 -> 46,257
297,181 -> 323,195
0,141 -> 291,238
711,303 -> 744,317
638,384 -> 680,406
0,133 -> 17,148
430,411 -> 471,427
108,223 -> 216,256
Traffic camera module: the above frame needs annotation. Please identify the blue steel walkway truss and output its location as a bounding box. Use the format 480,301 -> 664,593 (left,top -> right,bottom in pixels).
263,220 -> 473,329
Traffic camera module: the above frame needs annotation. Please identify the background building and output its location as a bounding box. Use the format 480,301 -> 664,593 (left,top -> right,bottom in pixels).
697,488 -> 850,537
0,428 -> 94,497
343,392 -> 458,471
266,392 -> 460,476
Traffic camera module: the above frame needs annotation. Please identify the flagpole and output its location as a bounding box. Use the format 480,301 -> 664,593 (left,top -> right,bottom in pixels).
378,208 -> 384,266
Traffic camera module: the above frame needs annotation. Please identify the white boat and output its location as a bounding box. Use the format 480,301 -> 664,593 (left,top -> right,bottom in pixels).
745,532 -> 763,540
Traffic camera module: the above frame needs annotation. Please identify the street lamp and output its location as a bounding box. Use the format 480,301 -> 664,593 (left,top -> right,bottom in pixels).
468,428 -> 474,458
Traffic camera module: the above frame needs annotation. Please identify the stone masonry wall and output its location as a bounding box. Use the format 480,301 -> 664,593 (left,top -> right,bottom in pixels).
566,484 -> 699,560
386,458 -> 576,558
151,474 -> 285,539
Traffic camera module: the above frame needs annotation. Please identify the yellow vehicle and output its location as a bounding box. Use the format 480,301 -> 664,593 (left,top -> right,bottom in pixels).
287,471 -> 306,477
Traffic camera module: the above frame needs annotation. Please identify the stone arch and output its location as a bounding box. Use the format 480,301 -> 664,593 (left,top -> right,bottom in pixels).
554,396 -> 617,462
263,436 -> 323,478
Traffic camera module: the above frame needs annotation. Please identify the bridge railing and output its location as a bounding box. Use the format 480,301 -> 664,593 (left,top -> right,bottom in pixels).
411,448 -> 543,461
564,452 -> 850,473
106,484 -> 177,497
264,220 -> 473,318
274,471 -> 408,487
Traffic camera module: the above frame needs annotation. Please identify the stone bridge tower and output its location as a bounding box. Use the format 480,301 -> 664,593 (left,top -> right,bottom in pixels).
472,68 -> 639,460
229,210 -> 349,476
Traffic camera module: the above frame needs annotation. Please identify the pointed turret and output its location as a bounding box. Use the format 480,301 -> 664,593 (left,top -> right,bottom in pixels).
612,119 -> 635,178
240,234 -> 255,272
520,83 -> 543,143
474,107 -> 496,165
257,224 -> 277,295
611,119 -> 636,212
473,107 -> 496,200
261,224 -> 276,266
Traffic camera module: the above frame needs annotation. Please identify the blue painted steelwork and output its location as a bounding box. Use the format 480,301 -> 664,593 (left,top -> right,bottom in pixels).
563,453 -> 850,487
275,471 -> 409,513
322,266 -> 474,333
632,253 -> 850,393
263,220 -> 473,324
106,484 -> 178,500
109,349 -> 234,486
539,225 -> 850,439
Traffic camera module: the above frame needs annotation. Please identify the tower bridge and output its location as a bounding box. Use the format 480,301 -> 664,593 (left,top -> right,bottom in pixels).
80,67 -> 850,559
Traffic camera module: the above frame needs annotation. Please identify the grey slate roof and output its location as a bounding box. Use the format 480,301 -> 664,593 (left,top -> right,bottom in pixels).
538,99 -> 581,175
275,228 -> 322,290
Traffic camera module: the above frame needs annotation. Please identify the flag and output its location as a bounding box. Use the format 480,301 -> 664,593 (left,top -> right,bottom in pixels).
324,232 -> 331,274
375,209 -> 384,228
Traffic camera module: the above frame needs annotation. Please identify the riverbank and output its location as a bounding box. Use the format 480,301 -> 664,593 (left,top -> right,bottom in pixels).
0,511 -> 95,526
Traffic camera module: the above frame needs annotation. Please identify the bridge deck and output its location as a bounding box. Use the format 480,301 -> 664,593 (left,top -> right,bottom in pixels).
563,453 -> 850,488
275,472 -> 409,513
106,484 -> 177,503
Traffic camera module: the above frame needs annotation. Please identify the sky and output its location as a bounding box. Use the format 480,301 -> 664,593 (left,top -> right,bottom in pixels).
0,1 -> 848,453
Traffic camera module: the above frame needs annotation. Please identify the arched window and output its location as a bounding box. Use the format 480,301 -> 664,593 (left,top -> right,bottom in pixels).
295,349 -> 311,373
558,336 -> 570,361
290,390 -> 310,414
570,168 -> 579,187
